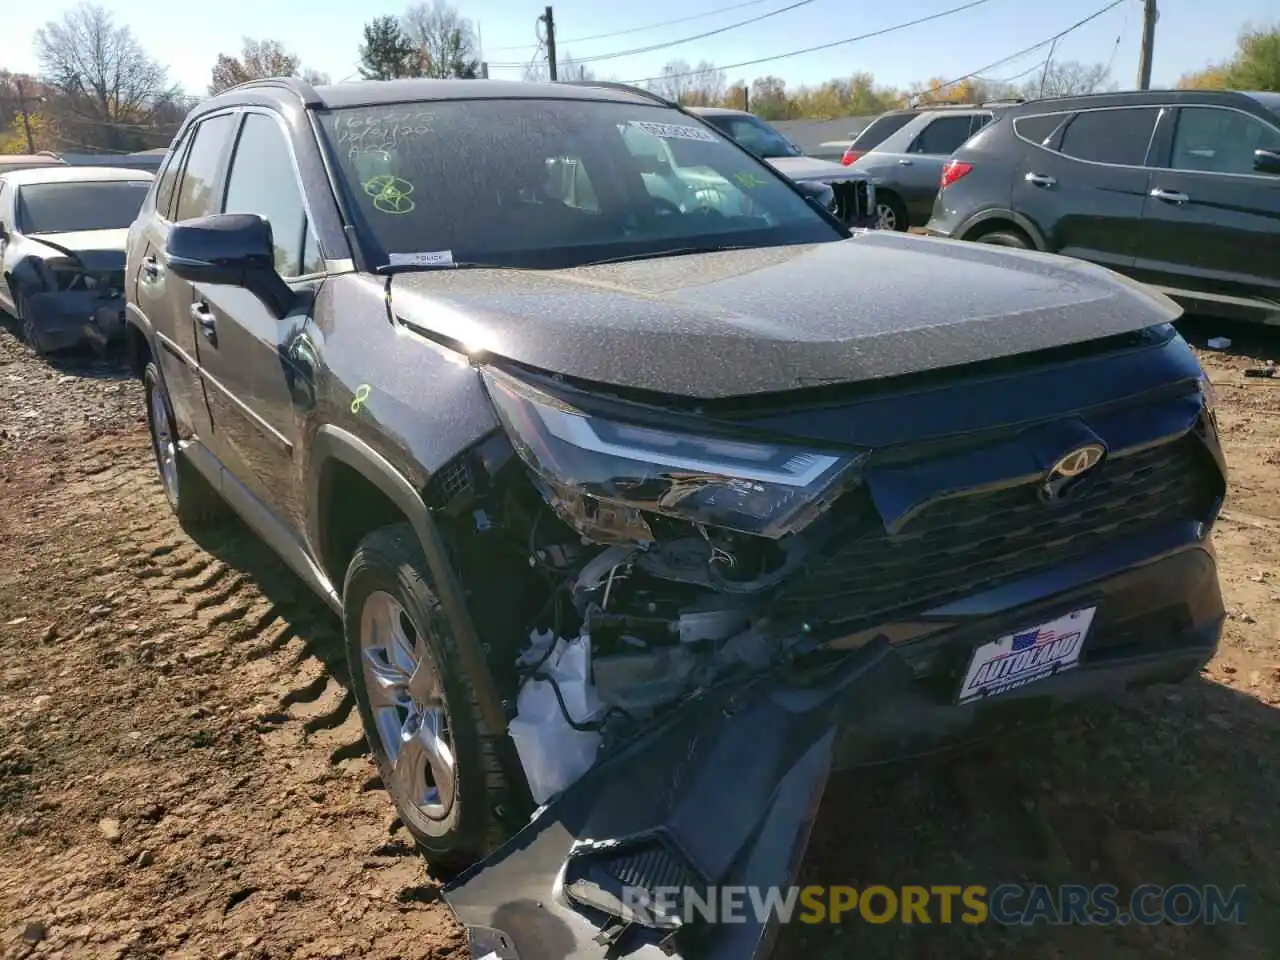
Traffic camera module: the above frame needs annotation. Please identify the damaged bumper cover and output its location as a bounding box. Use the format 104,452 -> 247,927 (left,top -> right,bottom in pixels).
446,532 -> 1224,960
25,290 -> 127,352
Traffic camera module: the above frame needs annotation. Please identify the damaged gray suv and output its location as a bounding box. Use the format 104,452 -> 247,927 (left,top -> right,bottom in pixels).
124,77 -> 1226,959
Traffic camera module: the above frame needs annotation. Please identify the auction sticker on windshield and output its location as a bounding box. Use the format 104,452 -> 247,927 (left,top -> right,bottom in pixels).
628,120 -> 719,143
957,607 -> 1096,705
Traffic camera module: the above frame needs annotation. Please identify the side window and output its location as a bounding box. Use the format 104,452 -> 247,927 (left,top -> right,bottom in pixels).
1057,108 -> 1160,166
222,112 -> 316,278
910,115 -> 979,155
970,113 -> 993,136
174,114 -> 236,221
153,131 -> 191,219
1170,107 -> 1280,175
1014,113 -> 1069,146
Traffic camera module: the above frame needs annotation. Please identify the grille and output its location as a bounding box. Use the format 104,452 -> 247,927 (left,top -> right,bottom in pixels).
829,179 -> 870,224
773,436 -> 1218,630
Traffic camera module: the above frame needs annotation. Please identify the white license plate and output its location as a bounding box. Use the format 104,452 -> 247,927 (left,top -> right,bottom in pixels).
957,607 -> 1097,705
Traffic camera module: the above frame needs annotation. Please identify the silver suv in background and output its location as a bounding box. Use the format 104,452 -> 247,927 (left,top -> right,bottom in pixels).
851,104 -> 1016,230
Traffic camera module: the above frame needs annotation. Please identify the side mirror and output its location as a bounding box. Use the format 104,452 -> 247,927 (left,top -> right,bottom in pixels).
164,213 -> 294,318
1254,148 -> 1280,176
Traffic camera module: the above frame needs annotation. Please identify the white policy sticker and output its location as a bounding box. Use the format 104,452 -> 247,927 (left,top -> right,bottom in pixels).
388,250 -> 455,267
628,120 -> 719,143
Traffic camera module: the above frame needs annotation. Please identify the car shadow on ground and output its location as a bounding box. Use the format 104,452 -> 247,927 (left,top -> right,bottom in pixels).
0,312 -> 134,381
1178,315 -> 1280,366
776,675 -> 1280,959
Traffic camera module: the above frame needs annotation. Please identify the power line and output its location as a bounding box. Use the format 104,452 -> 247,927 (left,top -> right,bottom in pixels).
484,0 -> 782,53
488,0 -> 820,68
620,0 -> 999,85
930,0 -> 1129,93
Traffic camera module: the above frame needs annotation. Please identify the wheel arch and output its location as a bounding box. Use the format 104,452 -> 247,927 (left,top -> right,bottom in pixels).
308,424 -> 509,737
954,208 -> 1047,250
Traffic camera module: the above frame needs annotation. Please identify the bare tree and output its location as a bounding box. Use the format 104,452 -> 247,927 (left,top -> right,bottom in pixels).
650,60 -> 725,105
401,0 -> 480,79
34,2 -> 175,151
209,38 -> 303,95
524,50 -> 595,83
1021,60 -> 1114,99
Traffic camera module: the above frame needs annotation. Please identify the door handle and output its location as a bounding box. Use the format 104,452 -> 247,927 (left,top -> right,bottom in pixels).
1150,187 -> 1189,205
897,158 -> 913,166
1025,172 -> 1056,188
190,302 -> 218,346
140,255 -> 162,282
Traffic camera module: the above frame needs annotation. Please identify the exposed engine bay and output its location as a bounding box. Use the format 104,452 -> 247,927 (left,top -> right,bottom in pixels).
437,418 -> 845,806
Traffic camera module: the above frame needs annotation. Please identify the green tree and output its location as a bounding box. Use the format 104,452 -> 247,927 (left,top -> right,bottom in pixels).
358,15 -> 418,80
1178,23 -> 1280,91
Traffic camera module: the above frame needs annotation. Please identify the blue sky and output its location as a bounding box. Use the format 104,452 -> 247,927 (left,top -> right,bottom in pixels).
0,0 -> 1273,98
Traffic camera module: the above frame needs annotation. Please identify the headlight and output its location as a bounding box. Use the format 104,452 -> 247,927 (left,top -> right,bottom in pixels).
481,367 -> 863,539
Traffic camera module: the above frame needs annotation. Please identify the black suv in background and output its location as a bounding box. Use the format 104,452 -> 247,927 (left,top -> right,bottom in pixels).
125,77 -> 1226,960
927,89 -> 1280,323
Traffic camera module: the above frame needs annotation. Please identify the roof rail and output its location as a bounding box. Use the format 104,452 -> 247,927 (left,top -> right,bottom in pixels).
980,97 -> 1027,106
558,80 -> 676,108
221,76 -> 323,108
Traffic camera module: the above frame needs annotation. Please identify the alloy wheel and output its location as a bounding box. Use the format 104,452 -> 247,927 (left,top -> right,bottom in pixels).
359,589 -> 456,820
875,203 -> 898,231
147,380 -> 180,504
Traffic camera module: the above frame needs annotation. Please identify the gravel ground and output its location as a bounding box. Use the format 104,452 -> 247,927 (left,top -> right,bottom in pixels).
1,317 -> 1278,959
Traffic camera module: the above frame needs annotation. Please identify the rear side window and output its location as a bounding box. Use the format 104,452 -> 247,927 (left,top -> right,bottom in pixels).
152,132 -> 191,219
1057,108 -> 1160,166
1013,114 -> 1069,146
174,114 -> 236,221
850,113 -> 913,150
910,115 -> 981,155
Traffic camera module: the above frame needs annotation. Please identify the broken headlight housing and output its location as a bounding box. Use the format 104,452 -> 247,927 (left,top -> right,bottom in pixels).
481,366 -> 863,540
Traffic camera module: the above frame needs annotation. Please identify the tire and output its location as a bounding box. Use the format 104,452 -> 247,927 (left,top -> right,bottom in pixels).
873,193 -> 909,232
344,522 -> 510,870
974,228 -> 1032,249
143,361 -> 225,525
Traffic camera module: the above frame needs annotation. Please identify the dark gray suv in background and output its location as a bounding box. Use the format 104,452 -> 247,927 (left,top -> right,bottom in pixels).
124,77 -> 1226,960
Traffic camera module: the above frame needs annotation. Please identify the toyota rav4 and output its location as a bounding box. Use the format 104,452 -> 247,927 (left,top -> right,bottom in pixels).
124,77 -> 1226,960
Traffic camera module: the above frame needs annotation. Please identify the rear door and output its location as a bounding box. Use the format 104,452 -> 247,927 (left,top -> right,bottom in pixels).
897,113 -> 990,221
194,109 -> 324,530
1011,105 -> 1160,273
1135,104 -> 1280,308
132,113 -> 238,444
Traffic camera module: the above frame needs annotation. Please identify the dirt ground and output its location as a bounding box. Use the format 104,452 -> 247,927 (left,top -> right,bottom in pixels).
1,317 -> 1278,960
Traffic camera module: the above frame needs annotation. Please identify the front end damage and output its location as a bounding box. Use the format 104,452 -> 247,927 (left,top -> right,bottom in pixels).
16,249 -> 127,353
432,335 -> 1226,959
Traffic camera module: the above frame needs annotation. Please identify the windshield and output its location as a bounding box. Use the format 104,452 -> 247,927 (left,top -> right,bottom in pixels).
16,180 -> 151,234
699,114 -> 803,159
317,99 -> 838,270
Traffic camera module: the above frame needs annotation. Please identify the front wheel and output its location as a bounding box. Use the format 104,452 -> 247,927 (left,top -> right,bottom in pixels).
344,523 -> 511,870
14,288 -> 46,358
873,193 -> 909,232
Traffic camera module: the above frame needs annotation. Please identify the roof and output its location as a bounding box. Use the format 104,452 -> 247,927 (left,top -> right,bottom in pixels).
0,165 -> 155,186
1002,87 -> 1280,116
0,154 -> 67,168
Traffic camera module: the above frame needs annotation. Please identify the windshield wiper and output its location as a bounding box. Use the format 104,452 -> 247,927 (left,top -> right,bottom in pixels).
577,243 -> 760,267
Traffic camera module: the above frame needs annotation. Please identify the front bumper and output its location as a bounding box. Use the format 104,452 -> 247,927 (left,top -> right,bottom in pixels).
445,530 -> 1223,959
25,291 -> 127,352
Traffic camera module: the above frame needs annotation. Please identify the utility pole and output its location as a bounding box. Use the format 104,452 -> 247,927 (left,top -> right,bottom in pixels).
1137,0 -> 1158,90
13,77 -> 37,154
743,86 -> 749,111
541,6 -> 558,81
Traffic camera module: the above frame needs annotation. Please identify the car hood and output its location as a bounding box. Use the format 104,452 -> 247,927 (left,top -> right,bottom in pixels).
389,231 -> 1181,400
25,228 -> 129,264
765,155 -> 862,182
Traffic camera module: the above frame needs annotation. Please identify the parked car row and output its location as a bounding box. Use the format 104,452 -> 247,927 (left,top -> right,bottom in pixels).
1,77 -> 1232,960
